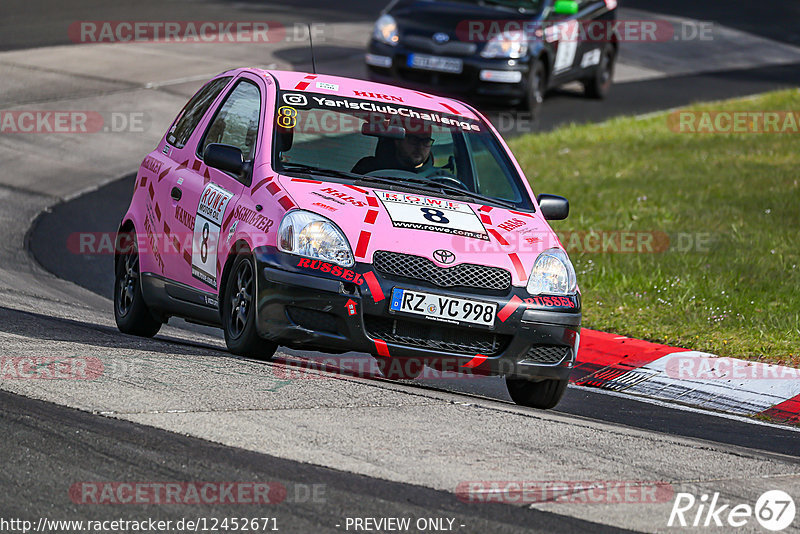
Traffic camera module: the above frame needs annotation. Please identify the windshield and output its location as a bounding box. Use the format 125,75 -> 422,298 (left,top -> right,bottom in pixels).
446,0 -> 544,11
272,91 -> 533,210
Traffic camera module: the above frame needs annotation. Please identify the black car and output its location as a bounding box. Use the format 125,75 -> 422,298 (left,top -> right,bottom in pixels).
365,0 -> 618,113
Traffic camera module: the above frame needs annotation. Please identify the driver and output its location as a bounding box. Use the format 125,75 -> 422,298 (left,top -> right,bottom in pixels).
352,119 -> 435,175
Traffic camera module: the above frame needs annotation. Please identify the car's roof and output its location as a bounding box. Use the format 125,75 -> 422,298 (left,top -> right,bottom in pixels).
222,67 -> 481,121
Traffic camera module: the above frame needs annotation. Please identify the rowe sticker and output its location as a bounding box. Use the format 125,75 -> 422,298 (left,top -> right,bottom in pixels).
376,191 -> 489,241
192,182 -> 234,288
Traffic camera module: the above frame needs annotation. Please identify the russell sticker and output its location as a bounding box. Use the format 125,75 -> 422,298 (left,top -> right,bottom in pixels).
191,182 -> 233,288
376,191 -> 489,241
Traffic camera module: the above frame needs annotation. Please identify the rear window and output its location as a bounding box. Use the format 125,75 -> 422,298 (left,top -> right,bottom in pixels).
166,77 -> 232,149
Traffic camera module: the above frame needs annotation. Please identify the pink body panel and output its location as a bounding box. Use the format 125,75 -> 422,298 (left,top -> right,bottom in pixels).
122,67 -> 564,297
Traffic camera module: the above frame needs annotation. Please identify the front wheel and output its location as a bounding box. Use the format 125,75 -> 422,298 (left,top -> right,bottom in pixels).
521,60 -> 547,118
222,253 -> 278,359
506,377 -> 568,409
114,232 -> 162,337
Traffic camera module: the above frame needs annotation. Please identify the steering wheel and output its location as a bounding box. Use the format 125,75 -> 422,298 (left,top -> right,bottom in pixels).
420,166 -> 468,190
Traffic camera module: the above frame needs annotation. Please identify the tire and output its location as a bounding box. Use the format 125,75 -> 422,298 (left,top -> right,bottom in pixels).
222,253 -> 278,359
375,356 -> 423,380
114,232 -> 162,338
506,377 -> 568,409
522,59 -> 547,118
582,44 -> 616,99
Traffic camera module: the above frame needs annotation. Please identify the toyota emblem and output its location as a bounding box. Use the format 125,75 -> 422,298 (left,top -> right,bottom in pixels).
433,249 -> 455,264
432,32 -> 450,44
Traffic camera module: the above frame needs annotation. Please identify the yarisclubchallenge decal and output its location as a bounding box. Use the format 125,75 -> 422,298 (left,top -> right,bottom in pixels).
192,182 -> 234,288
375,191 -> 489,241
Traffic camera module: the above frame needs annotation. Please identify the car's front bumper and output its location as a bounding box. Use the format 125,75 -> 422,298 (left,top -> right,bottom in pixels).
254,247 -> 580,381
365,40 -> 532,104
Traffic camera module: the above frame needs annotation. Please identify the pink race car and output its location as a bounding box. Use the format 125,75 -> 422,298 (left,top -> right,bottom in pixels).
115,68 -> 580,409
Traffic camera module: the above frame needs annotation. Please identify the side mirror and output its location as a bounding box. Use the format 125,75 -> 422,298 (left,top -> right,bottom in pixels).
204,143 -> 244,175
553,0 -> 579,16
537,194 -> 569,220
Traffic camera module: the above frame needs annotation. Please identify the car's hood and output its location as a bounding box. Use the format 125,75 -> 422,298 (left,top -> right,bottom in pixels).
391,0 -> 539,36
278,175 -> 562,286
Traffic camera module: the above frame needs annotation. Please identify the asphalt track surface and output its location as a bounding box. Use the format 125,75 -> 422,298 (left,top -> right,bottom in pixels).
30,173 -> 800,459
3,389 -> 631,533
5,0 -> 800,532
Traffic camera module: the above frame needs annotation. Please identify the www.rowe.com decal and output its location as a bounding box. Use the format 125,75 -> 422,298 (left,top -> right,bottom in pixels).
668,489 -> 795,530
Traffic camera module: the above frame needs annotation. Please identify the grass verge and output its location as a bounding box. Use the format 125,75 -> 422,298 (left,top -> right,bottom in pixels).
509,89 -> 800,365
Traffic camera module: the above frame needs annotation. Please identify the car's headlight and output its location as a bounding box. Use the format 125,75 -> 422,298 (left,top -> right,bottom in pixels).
526,248 -> 577,296
373,14 -> 399,46
278,210 -> 354,267
480,37 -> 528,58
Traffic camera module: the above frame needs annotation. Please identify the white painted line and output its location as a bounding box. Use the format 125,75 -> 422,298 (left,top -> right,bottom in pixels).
606,351 -> 800,416
568,384 -> 800,433
144,64 -> 277,89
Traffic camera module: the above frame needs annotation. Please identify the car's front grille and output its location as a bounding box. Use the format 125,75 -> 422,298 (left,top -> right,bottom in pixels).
524,345 -> 570,365
373,251 -> 511,291
364,315 -> 510,355
403,35 -> 478,56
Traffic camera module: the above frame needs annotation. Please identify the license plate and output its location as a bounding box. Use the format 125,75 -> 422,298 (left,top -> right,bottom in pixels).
407,53 -> 463,74
390,288 -> 496,327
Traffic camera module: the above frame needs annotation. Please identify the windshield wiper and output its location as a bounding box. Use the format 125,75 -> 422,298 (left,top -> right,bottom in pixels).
359,174 -> 519,210
279,163 -> 364,181
428,182 -> 519,210
354,174 -> 446,195
281,165 -> 521,211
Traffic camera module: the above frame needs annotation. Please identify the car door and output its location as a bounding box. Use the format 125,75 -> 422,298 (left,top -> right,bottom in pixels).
150,76 -> 232,284
547,0 -> 609,83
180,76 -> 265,294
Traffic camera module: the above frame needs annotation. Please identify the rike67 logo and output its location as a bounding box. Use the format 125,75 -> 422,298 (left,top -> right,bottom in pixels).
668,490 -> 795,531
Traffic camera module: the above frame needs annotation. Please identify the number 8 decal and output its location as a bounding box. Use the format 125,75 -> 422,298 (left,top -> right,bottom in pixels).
277,106 -> 297,128
421,207 -> 450,224
200,222 -> 210,263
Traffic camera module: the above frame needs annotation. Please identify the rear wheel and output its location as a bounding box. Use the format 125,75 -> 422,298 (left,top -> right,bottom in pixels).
375,357 -> 423,380
114,232 -> 161,337
506,377 -> 568,409
582,44 -> 616,99
222,253 -> 278,359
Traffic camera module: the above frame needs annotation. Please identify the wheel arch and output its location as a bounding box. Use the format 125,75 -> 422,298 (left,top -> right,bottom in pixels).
114,218 -> 137,273
218,239 -> 253,320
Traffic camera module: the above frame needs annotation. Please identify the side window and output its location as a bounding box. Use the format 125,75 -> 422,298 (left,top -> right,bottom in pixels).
198,80 -> 262,162
167,77 -> 231,149
468,134 -> 522,203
